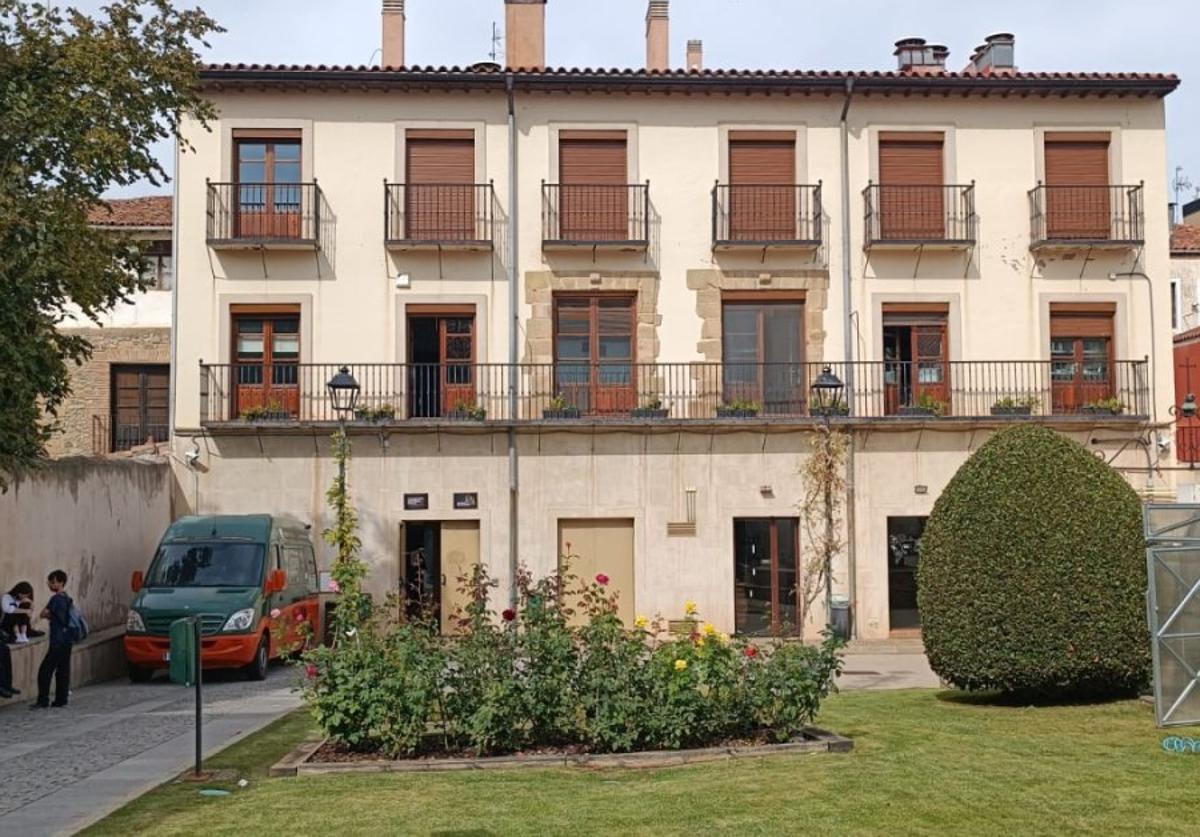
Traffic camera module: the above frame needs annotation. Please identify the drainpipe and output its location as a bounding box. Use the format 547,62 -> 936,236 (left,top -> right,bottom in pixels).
839,78 -> 859,637
506,73 -> 520,607
1109,270 -> 1159,494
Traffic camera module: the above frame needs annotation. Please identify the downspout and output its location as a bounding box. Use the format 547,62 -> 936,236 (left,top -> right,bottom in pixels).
506,74 -> 520,607
839,78 -> 859,637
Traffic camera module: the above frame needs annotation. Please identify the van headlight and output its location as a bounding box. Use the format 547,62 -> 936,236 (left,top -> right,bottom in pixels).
126,609 -> 146,633
223,608 -> 257,633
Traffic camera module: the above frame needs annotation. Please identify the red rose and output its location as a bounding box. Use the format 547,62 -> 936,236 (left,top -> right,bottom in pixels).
595,573 -> 609,586
502,608 -> 516,622
745,645 -> 759,658
305,664 -> 318,679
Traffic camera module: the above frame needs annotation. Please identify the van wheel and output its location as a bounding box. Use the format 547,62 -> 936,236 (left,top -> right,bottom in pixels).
245,635 -> 269,681
128,665 -> 154,684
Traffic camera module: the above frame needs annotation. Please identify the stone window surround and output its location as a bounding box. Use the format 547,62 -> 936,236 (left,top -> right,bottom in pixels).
1031,124 -> 1124,185
868,292 -> 963,363
523,272 -> 660,365
716,123 -> 809,184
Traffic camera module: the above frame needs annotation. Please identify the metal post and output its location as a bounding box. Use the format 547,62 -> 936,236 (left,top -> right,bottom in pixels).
193,616 -> 202,777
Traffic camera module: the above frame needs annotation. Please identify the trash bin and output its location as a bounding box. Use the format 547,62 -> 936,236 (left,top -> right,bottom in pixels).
830,595 -> 852,641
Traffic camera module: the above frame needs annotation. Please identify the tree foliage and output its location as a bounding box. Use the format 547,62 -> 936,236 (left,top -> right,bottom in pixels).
918,424 -> 1150,697
0,0 -> 219,481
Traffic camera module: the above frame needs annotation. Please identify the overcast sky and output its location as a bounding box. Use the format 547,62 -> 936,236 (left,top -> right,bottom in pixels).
88,0 -> 1197,206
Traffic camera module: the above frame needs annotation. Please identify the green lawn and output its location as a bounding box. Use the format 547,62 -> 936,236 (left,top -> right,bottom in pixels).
84,690 -> 1200,836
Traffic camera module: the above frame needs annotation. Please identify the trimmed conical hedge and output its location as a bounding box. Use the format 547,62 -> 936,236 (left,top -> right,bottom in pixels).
918,424 -> 1150,696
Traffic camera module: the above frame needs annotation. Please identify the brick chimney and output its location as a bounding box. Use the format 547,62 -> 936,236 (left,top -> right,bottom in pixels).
505,0 -> 547,70
686,39 -> 703,72
646,0 -> 669,72
381,0 -> 405,68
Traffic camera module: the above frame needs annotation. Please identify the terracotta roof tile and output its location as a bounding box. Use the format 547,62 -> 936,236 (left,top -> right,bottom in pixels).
1172,225 -> 1200,255
87,196 -> 172,229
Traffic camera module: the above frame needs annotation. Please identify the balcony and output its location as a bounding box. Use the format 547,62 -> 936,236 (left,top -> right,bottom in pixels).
712,184 -> 822,251
863,183 -> 976,249
198,359 -> 1150,426
384,182 -> 497,251
541,183 -> 649,251
206,181 -> 323,249
1029,184 -> 1145,249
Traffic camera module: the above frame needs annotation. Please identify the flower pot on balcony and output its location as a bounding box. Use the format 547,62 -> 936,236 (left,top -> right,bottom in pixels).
897,406 -> 938,418
447,409 -> 486,422
631,408 -> 669,419
1081,405 -> 1124,417
717,407 -> 760,419
543,407 -> 582,420
990,405 -> 1032,417
811,406 -> 850,418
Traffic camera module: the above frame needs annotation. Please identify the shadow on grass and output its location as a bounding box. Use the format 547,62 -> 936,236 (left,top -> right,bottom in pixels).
934,687 -> 1141,709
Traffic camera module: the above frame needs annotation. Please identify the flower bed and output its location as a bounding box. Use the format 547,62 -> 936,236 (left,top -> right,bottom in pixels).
299,565 -> 845,761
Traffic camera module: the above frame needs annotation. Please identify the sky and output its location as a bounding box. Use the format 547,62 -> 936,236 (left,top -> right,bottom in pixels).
82,0 -> 1197,205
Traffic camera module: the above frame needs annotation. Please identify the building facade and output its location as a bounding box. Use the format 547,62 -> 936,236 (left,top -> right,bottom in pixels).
50,197 -> 173,458
171,0 -> 1179,638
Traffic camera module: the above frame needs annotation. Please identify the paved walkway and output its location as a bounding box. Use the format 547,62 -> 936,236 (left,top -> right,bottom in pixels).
840,652 -> 940,690
0,666 -> 301,837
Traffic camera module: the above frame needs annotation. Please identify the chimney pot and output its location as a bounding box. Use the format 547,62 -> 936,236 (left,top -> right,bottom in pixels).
505,0 -> 547,70
686,39 -> 703,72
646,0 -> 670,72
381,0 -> 405,68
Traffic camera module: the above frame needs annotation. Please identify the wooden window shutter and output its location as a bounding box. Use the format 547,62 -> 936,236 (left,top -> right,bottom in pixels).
882,302 -> 950,325
878,133 -> 944,185
404,132 -> 476,240
1050,303 -> 1115,338
1044,134 -> 1109,186
405,134 -> 475,184
729,134 -> 795,185
559,133 -> 628,184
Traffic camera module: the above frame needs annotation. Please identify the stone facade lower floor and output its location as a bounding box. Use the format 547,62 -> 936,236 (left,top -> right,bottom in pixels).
170,423 -> 1167,640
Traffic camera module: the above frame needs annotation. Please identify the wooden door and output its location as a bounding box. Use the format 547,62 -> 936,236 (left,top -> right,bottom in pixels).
554,295 -> 636,415
721,298 -> 806,414
235,138 -> 302,239
559,131 -> 628,241
882,305 -> 950,415
559,519 -> 635,626
405,130 -> 475,240
440,522 -> 480,636
733,518 -> 800,636
232,310 -> 301,419
111,364 -> 169,451
913,324 -> 950,412
728,132 -> 796,241
878,132 -> 945,240
439,316 -> 476,413
1050,305 -> 1115,413
1044,133 -> 1110,240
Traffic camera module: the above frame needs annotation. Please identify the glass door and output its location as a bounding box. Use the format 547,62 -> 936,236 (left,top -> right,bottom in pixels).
235,139 -> 302,239
734,518 -> 799,636
232,312 -> 300,419
722,301 -> 805,415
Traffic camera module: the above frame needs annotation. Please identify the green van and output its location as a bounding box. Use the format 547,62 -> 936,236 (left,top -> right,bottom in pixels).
124,515 -> 320,682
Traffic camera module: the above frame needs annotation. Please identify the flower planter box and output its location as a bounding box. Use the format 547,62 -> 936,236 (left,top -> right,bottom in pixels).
717,408 -> 759,419
243,410 -> 292,423
810,407 -> 850,418
447,410 -> 486,422
897,406 -> 938,418
631,408 -> 669,419
990,406 -> 1032,417
1081,406 -> 1124,417
543,407 -> 582,420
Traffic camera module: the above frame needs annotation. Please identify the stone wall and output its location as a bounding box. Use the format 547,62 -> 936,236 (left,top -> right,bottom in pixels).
46,327 -> 170,457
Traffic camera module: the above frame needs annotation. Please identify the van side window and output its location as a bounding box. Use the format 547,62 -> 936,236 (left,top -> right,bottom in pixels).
282,545 -> 310,602
303,546 -> 318,595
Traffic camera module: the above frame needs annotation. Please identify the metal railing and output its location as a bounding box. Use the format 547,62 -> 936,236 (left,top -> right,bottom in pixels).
92,414 -> 169,454
863,183 -> 976,245
385,182 -> 497,245
712,184 -> 822,247
206,181 -> 323,245
199,359 -> 1150,424
542,183 -> 649,246
1029,183 -> 1144,245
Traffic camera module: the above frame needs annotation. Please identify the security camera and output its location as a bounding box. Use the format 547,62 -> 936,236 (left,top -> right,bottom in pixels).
184,444 -> 201,467
395,272 -> 411,289
1158,436 -> 1172,453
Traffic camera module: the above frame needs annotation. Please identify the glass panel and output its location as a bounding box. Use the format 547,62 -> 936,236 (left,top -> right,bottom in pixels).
1050,338 -> 1074,358
146,543 -> 265,588
598,364 -> 632,386
762,305 -> 803,365
238,161 -> 266,184
273,142 -> 301,161
1083,339 -> 1109,358
158,256 -> 173,290
445,335 -> 472,361
1082,363 -> 1109,382
734,519 -> 774,636
238,180 -> 266,207
237,143 -> 267,163
446,318 -> 473,335
776,519 -> 799,631
236,336 -> 264,359
1051,361 -> 1076,382
272,365 -> 298,386
598,336 -> 631,360
273,318 -> 299,334
918,364 -> 944,384
273,182 -> 301,211
556,336 -> 589,360
272,334 -> 300,359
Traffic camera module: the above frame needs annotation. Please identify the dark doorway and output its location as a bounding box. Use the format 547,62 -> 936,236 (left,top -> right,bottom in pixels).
110,364 -> 169,452
402,522 -> 440,623
887,516 -> 927,632
733,518 -> 800,636
407,310 -> 476,418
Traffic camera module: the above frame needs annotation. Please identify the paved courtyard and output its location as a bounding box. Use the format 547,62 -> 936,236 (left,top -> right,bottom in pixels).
0,665 -> 300,836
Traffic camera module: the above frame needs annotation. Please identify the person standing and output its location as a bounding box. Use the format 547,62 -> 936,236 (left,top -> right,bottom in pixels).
32,570 -> 73,709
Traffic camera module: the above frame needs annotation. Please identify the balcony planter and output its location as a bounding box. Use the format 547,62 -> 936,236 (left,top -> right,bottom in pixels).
810,406 -> 850,419
1081,405 -> 1125,417
717,407 -> 760,419
353,407 -> 397,424
447,409 -> 487,422
631,407 -> 669,419
990,405 -> 1033,417
543,407 -> 582,420
240,408 -> 291,423
897,406 -> 939,418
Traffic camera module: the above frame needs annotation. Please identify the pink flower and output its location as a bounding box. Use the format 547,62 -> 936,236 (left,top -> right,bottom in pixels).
745,645 -> 759,658
502,608 -> 516,622
328,579 -> 341,593
595,573 -> 609,586
294,610 -> 306,622
269,608 -> 281,619
305,664 -> 318,679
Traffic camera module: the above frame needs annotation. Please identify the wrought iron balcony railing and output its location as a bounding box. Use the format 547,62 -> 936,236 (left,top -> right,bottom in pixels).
198,359 -> 1150,425
863,183 -> 976,246
712,183 -> 822,249
384,182 -> 497,248
541,183 -> 649,248
206,181 -> 323,247
1029,183 -> 1145,247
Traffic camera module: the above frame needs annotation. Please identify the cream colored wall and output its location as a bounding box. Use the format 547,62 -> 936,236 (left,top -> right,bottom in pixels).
1172,255 -> 1200,333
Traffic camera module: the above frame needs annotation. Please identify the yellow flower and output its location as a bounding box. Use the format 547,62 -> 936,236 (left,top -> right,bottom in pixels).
696,636 -> 706,647
703,622 -> 717,636
674,659 -> 688,672
684,600 -> 698,617
634,615 -> 649,630
718,632 -> 730,646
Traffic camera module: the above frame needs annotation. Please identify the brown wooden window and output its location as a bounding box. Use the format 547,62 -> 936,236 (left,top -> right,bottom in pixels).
407,305 -> 476,418
558,131 -> 629,241
111,364 -> 169,452
882,303 -> 950,415
553,293 -> 635,414
878,132 -> 945,240
231,306 -> 301,419
405,129 -> 476,241
234,130 -> 302,239
139,239 -> 173,290
1050,302 -> 1115,413
734,518 -> 800,636
1044,132 -> 1111,240
727,131 -> 796,241
721,293 -> 805,414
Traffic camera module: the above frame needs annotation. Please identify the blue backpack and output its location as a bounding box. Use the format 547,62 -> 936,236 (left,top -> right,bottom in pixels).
67,604 -> 90,643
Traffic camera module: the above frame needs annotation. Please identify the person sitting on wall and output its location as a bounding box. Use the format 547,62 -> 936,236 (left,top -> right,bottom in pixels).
1,581 -> 36,644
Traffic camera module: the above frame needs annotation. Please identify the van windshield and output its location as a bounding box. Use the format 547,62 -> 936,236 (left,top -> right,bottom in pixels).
146,542 -> 264,588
